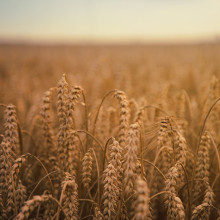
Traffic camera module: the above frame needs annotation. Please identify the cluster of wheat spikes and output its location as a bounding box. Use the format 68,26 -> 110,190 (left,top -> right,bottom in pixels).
1,72 -> 220,220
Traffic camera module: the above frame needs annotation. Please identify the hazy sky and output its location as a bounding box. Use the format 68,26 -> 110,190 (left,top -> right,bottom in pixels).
0,0 -> 220,43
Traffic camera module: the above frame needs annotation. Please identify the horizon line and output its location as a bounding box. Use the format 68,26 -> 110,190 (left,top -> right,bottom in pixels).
1,37 -> 220,46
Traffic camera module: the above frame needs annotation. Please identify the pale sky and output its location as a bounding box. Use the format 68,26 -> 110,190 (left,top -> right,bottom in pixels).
0,0 -> 220,43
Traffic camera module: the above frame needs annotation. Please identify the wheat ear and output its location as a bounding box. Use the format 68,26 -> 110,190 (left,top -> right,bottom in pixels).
60,172 -> 79,220
193,131 -> 210,207
114,90 -> 130,148
191,183 -> 214,220
134,176 -> 151,220
82,148 -> 93,189
15,195 -> 50,220
164,164 -> 185,220
123,123 -> 139,195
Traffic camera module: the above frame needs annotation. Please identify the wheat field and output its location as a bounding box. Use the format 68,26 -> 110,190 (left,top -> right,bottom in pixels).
0,43 -> 220,219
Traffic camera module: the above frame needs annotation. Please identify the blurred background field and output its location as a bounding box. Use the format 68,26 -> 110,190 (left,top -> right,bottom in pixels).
1,43 -> 220,125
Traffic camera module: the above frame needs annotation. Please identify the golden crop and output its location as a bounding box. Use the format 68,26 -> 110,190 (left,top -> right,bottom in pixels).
0,44 -> 220,219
